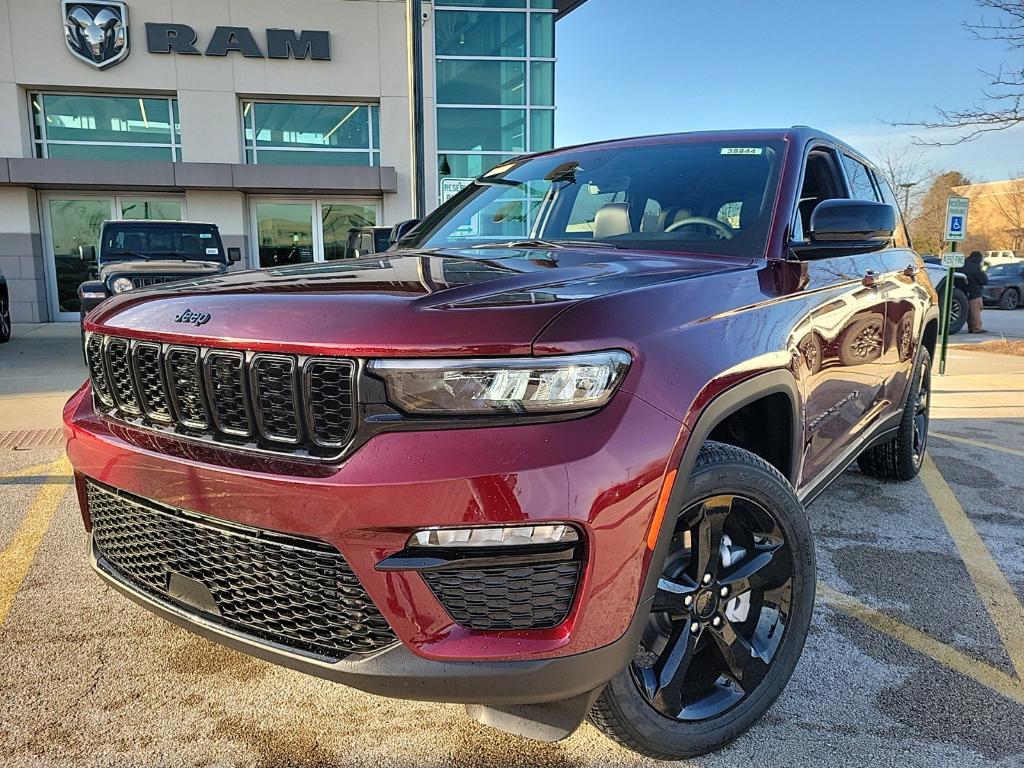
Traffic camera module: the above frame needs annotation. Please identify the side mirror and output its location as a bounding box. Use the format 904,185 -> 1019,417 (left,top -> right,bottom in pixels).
79,245 -> 96,262
227,247 -> 242,264
389,219 -> 420,246
809,199 -> 895,244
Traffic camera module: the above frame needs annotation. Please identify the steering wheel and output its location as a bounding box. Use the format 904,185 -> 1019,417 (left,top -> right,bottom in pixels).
664,216 -> 735,240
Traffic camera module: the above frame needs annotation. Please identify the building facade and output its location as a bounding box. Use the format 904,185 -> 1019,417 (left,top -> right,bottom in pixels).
952,179 -> 1024,256
0,0 -> 585,323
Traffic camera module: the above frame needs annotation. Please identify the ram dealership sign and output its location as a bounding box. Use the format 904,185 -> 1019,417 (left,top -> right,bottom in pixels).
61,1 -> 331,69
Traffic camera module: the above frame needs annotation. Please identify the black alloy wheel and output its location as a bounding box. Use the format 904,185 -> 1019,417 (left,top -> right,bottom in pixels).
0,293 -> 10,343
632,493 -> 793,721
911,350 -> 931,469
589,443 -> 815,759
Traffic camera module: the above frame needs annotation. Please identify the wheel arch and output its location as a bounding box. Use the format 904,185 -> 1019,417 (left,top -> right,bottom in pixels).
640,369 -> 802,604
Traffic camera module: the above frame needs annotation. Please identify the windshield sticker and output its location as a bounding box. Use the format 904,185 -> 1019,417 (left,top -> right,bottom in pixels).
721,147 -> 763,156
205,248 -> 220,255
200,233 -> 213,239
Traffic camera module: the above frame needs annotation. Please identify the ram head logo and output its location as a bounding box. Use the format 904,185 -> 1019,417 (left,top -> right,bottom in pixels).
62,1 -> 130,70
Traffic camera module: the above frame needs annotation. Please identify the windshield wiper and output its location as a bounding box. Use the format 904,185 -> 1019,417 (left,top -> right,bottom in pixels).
469,238 -> 620,250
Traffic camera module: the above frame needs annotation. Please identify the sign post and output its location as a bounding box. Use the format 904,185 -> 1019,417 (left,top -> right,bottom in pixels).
938,195 -> 969,375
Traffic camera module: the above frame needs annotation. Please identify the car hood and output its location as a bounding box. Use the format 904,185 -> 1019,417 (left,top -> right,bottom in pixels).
86,247 -> 753,357
98,260 -> 226,280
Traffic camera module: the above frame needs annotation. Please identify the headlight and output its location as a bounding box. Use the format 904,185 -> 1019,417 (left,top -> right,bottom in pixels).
110,277 -> 135,294
369,350 -> 631,415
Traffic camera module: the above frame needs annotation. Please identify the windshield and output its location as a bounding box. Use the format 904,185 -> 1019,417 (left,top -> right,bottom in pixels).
408,140 -> 785,258
100,223 -> 226,263
987,264 -> 1022,277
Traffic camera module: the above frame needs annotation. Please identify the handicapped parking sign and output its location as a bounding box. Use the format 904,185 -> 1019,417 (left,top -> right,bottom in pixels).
945,196 -> 969,242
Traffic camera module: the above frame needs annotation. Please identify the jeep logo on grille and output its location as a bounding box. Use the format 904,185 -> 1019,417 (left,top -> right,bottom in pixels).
174,309 -> 211,327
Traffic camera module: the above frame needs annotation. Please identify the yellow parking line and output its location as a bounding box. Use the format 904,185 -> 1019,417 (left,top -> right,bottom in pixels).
920,455 -> 1024,678
3,457 -> 68,480
931,432 -> 1024,459
0,458 -> 71,626
819,584 -> 1024,704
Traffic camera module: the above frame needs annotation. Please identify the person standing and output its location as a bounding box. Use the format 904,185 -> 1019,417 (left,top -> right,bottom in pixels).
962,250 -> 989,333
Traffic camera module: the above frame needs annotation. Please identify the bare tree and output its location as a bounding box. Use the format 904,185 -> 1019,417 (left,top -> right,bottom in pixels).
870,143 -> 931,217
908,170 -> 973,254
897,0 -> 1024,144
989,173 -> 1024,251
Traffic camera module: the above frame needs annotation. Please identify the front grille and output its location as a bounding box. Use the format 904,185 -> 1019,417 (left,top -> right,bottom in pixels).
422,561 -> 581,631
87,480 -> 397,659
84,333 -> 357,460
131,275 -> 183,289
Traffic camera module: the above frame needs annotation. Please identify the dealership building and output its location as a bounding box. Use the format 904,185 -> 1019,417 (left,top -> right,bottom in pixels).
0,0 -> 585,323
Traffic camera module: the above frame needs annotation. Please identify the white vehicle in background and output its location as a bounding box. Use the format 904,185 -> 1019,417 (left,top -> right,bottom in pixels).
983,250 -> 1020,269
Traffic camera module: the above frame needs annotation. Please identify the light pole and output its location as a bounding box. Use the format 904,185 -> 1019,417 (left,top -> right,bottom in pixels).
897,182 -> 917,217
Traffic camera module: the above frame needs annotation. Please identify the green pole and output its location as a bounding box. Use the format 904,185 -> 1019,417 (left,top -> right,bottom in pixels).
939,240 -> 957,375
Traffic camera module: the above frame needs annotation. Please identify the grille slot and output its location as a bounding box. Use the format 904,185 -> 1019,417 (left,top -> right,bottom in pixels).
83,334 -> 356,460
251,356 -> 301,444
131,275 -> 183,289
132,342 -> 171,422
106,337 -> 141,415
304,359 -> 356,447
422,561 -> 581,631
85,334 -> 113,406
206,351 -> 252,436
165,347 -> 209,429
87,480 -> 397,659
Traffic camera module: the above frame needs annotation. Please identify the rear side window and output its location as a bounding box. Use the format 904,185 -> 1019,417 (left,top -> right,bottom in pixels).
841,155 -> 879,202
873,173 -> 912,249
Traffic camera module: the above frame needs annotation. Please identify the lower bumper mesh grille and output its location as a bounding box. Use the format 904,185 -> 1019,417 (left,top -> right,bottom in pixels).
86,480 -> 397,659
422,561 -> 580,631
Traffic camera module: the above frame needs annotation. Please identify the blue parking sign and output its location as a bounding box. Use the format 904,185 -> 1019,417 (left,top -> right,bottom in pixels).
950,216 -> 963,233
945,196 -> 969,241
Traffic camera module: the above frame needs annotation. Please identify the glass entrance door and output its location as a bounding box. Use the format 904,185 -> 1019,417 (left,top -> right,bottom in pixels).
42,195 -> 185,320
251,199 -> 380,267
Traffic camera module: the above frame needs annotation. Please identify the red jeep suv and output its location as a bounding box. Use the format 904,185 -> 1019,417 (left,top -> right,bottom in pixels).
65,128 -> 937,759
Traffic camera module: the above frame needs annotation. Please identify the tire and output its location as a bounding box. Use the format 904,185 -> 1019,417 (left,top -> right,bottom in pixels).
589,442 -> 815,759
0,290 -> 11,344
999,288 -> 1020,310
947,287 -> 968,334
857,346 -> 931,481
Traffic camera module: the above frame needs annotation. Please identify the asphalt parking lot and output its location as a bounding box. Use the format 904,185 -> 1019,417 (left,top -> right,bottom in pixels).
1,320 -> 1024,768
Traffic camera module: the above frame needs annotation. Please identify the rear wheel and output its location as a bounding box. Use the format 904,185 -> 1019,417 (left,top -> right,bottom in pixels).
0,291 -> 11,343
589,442 -> 815,759
999,288 -> 1020,310
946,287 -> 968,334
857,347 -> 931,481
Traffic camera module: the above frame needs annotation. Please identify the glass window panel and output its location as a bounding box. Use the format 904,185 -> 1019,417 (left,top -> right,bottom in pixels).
436,0 -> 525,7
322,203 -> 378,261
437,60 -> 526,105
40,94 -> 174,144
437,108 -> 526,152
252,102 -> 370,150
120,200 -> 183,221
47,198 -> 112,313
530,62 -> 554,106
841,154 -> 880,202
32,96 -> 44,142
250,149 -> 372,166
439,153 -> 518,179
44,143 -> 177,161
371,105 -> 380,150
435,11 -> 526,57
255,203 -> 314,268
529,109 -> 554,152
530,0 -> 555,7
172,100 -> 181,143
530,12 -> 554,57
373,150 -> 381,167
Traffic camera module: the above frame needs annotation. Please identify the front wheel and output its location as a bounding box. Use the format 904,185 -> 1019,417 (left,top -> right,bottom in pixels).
999,288 -> 1020,310
0,292 -> 11,344
589,442 -> 815,759
947,288 -> 968,334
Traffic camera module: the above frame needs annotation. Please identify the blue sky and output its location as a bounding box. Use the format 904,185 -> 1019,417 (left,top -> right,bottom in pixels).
555,0 -> 1023,181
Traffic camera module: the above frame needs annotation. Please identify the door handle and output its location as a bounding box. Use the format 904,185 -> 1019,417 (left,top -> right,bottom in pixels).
862,269 -> 881,288
903,263 -> 919,278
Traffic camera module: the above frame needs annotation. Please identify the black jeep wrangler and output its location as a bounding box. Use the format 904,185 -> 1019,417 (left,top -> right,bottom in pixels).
78,221 -> 241,331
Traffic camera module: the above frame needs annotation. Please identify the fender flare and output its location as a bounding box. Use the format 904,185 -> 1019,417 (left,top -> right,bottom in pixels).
639,369 -> 803,603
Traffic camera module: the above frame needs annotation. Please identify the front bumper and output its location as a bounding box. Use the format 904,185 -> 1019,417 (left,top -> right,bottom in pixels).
65,382 -> 682,690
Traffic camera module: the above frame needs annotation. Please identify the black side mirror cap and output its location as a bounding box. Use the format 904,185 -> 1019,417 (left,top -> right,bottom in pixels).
389,219 -> 420,247
80,245 -> 96,262
227,247 -> 242,264
809,199 -> 895,244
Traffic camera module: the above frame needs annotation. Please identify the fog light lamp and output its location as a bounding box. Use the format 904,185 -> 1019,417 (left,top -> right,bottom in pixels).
408,524 -> 578,548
